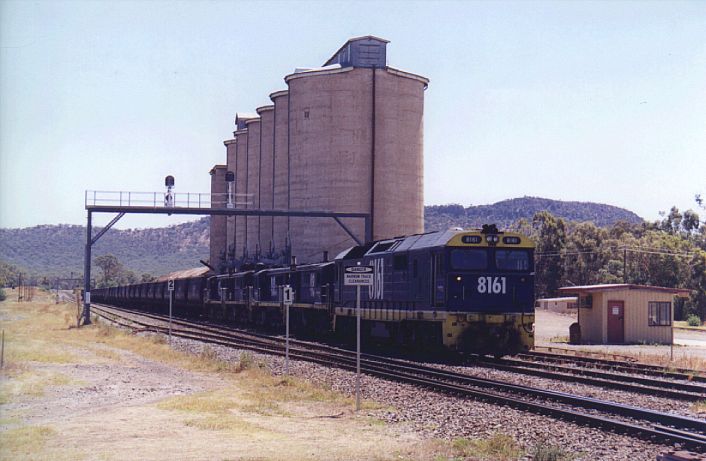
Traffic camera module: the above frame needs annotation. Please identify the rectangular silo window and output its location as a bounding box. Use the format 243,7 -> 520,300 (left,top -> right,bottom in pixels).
304,110 -> 310,119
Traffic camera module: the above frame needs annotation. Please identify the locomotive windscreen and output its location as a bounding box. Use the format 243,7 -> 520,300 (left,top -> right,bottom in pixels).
495,250 -> 530,271
450,249 -> 488,270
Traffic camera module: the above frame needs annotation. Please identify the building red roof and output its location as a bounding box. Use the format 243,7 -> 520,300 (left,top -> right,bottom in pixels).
558,284 -> 690,296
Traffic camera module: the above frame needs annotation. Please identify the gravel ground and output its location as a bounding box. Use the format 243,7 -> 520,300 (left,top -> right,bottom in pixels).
154,332 -> 684,461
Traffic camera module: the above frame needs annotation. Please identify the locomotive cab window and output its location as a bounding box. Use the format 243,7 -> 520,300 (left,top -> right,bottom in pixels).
495,250 -> 530,271
450,249 -> 488,270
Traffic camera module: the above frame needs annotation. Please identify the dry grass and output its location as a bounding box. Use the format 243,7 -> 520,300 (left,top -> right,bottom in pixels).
628,350 -> 706,373
451,433 -> 522,461
691,400 -> 706,415
0,425 -> 55,459
0,291 -> 470,460
0,368 -> 75,404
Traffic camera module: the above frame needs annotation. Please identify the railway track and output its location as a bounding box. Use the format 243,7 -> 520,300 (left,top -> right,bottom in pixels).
519,351 -> 706,384
91,303 -> 706,451
470,355 -> 706,401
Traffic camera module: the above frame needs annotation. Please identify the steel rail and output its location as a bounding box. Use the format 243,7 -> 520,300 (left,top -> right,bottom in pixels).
522,351 -> 706,383
470,356 -> 706,400
91,304 -> 706,450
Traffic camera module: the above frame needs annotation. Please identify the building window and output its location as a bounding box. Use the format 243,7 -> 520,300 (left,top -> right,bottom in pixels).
648,301 -> 671,326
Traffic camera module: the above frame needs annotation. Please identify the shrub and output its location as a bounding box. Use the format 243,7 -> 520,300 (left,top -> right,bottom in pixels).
687,314 -> 702,327
0,288 -> 6,301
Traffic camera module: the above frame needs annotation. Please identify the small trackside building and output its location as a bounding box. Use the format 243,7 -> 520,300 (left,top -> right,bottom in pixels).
535,297 -> 577,314
557,284 -> 690,345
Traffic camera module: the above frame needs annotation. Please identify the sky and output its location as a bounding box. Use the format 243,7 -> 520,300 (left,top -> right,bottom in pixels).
1,0 -> 705,230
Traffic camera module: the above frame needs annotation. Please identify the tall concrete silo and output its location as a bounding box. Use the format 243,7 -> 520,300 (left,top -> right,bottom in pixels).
286,67 -> 371,261
209,165 -> 227,269
270,90 -> 289,258
371,68 -> 426,238
224,137 -> 237,261
245,117 -> 261,259
285,36 -> 428,262
257,105 -> 275,257
234,113 -> 255,260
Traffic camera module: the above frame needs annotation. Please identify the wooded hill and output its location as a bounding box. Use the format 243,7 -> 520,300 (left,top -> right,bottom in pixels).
0,219 -> 209,281
425,197 -> 642,231
0,196 -> 643,281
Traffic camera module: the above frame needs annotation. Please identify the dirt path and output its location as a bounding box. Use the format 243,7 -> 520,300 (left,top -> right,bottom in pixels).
0,293 -> 443,461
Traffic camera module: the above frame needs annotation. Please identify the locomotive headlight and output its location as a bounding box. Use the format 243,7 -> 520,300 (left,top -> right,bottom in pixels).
456,276 -> 462,282
486,235 -> 499,244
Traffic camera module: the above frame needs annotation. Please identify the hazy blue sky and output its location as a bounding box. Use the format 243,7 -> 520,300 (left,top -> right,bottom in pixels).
1,0 -> 705,230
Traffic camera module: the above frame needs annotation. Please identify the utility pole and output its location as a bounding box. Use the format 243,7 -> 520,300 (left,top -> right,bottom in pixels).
623,247 -> 628,283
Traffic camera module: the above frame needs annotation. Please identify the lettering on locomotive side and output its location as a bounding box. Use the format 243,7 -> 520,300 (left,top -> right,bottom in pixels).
368,258 -> 384,300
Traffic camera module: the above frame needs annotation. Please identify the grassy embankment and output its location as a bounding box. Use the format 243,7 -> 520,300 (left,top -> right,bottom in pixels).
0,289 -> 577,460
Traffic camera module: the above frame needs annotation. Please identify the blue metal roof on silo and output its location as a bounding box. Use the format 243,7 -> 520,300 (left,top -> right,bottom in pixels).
324,36 -> 389,69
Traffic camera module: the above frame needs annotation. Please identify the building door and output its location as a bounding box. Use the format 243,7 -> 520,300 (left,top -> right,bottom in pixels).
607,301 -> 625,343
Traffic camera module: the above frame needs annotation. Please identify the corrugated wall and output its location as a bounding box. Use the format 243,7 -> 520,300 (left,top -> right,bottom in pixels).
613,290 -> 673,344
578,292 -> 604,343
580,290 -> 675,344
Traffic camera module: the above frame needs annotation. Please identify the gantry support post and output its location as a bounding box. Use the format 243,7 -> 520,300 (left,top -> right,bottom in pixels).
82,211 -> 126,326
83,211 -> 92,325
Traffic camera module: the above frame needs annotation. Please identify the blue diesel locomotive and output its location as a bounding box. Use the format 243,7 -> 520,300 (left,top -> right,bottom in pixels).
93,225 -> 535,355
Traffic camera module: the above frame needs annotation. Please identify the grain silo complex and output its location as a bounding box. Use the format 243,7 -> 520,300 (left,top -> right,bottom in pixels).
212,36 -> 429,271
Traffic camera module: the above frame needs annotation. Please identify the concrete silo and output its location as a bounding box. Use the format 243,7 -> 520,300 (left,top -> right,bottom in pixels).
245,117 -> 261,259
270,90 -> 289,259
209,165 -> 227,269
256,105 -> 275,257
224,137 -> 237,262
371,68 -> 427,238
285,36 -> 428,262
234,113 -> 255,260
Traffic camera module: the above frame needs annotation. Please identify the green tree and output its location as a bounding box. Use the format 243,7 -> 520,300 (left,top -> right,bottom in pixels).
682,209 -> 700,235
564,222 -> 611,286
532,211 -> 566,298
94,254 -> 124,288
